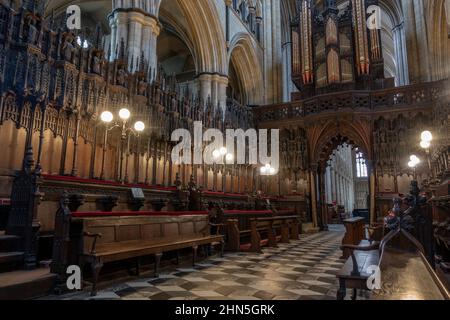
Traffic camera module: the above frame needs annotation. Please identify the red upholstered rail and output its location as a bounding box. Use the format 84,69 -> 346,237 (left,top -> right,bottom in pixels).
223,209 -> 295,215
42,174 -> 178,191
202,191 -> 248,198
72,211 -> 209,218
224,210 -> 273,215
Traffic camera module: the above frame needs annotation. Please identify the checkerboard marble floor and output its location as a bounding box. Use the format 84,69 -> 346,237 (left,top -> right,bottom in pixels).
53,225 -> 347,300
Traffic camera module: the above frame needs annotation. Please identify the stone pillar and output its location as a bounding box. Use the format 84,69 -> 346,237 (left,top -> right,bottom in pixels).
331,167 -> 337,203
198,73 -> 228,110
310,164 -> 319,229
367,160 -> 376,224
198,73 -> 213,103
109,0 -> 162,79
393,22 -> 409,86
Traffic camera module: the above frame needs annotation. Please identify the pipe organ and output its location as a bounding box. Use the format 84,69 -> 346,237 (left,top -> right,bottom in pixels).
291,0 -> 392,99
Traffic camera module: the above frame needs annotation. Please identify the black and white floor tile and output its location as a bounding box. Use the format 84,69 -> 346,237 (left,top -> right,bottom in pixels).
53,225 -> 348,300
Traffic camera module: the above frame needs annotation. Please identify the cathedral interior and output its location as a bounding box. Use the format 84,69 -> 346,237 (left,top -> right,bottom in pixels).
0,0 -> 449,301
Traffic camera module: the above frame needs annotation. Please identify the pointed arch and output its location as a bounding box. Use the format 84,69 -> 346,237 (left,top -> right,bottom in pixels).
228,33 -> 264,105
175,0 -> 228,75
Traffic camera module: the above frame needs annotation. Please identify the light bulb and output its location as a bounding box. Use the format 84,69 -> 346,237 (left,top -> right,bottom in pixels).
119,108 -> 131,120
269,167 -> 276,175
100,111 -> 113,123
220,147 -> 227,155
260,167 -> 267,174
134,121 -> 145,132
420,140 -> 430,149
225,153 -> 234,162
265,164 -> 271,169
408,161 -> 415,168
213,150 -> 221,159
421,131 -> 433,143
410,155 -> 419,163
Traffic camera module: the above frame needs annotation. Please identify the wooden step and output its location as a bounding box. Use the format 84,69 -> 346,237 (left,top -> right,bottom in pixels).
0,252 -> 24,273
0,235 -> 20,252
0,268 -> 57,300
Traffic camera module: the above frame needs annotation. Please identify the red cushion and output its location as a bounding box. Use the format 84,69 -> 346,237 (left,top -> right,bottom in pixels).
72,211 -> 209,218
224,210 -> 273,215
202,191 -> 247,198
42,175 -> 177,191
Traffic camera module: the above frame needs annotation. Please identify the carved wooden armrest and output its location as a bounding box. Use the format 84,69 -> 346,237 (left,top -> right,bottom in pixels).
341,242 -> 380,252
341,243 -> 380,276
209,223 -> 227,235
84,232 -> 102,255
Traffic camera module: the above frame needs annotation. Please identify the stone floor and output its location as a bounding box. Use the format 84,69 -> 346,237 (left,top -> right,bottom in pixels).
48,225 -> 348,300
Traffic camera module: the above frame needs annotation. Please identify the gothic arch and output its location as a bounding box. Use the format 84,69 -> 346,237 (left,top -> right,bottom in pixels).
307,118 -> 372,169
228,33 -> 264,105
175,0 -> 228,75
45,0 -> 228,75
425,0 -> 450,81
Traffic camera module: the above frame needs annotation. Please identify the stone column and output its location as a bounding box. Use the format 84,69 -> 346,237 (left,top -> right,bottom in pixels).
310,164 -> 319,229
367,160 -> 376,224
331,167 -> 337,203
109,0 -> 161,79
198,73 -> 228,110
198,73 -> 213,103
393,22 -> 409,86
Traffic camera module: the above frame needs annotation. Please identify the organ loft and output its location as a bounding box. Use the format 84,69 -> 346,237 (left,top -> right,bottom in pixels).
0,0 -> 449,301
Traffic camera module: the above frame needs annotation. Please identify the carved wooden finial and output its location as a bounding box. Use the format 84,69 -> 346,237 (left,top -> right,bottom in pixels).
23,146 -> 35,173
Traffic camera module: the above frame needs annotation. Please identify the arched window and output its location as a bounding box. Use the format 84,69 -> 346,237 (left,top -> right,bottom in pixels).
356,152 -> 368,178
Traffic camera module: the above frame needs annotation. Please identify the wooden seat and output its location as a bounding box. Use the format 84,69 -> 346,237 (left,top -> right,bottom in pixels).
81,233 -> 224,296
51,195 -> 225,296
225,214 -> 301,252
337,230 -> 450,300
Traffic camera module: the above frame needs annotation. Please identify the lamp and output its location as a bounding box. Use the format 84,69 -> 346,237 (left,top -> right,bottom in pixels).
101,111 -> 113,123
134,121 -> 145,132
212,147 -> 234,192
260,164 -> 277,176
225,153 -> 234,163
420,130 -> 435,182
212,149 -> 221,159
420,140 -> 431,149
98,109 -> 146,183
119,108 -> 131,121
421,131 -> 433,143
408,155 -> 420,180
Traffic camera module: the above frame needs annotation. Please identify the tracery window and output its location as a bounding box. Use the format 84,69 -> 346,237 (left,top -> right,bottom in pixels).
356,152 -> 368,178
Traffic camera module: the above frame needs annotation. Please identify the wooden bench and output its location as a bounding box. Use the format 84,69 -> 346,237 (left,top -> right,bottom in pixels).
227,215 -> 301,253
337,228 -> 450,300
215,209 -> 299,251
51,195 -> 224,296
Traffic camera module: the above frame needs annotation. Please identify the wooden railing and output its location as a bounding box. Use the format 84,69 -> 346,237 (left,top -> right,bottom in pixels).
253,80 -> 448,123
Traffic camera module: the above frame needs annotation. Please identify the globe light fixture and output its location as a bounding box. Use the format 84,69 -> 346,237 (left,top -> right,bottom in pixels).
220,147 -> 228,156
419,130 -> 435,182
410,155 -> 420,165
98,108 -> 146,183
134,121 -> 145,132
421,130 -> 433,143
225,153 -> 234,162
213,149 -> 221,159
261,164 -> 277,176
420,140 -> 431,149
100,111 -> 113,123
119,108 -> 131,121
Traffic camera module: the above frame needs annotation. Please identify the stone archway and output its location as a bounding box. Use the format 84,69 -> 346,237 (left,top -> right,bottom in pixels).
306,117 -> 376,228
228,33 -> 264,105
